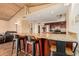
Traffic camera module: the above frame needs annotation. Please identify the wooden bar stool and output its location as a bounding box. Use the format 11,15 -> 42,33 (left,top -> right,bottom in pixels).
25,36 -> 36,56
25,36 -> 40,56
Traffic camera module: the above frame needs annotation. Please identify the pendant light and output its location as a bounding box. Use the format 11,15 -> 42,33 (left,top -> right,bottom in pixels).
23,4 -> 30,18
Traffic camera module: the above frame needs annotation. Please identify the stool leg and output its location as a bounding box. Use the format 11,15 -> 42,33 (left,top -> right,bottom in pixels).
18,39 -> 21,52
38,42 -> 40,56
25,41 -> 28,55
23,39 -> 25,51
16,39 -> 19,56
50,51 -> 53,56
11,40 -> 15,56
32,41 -> 35,56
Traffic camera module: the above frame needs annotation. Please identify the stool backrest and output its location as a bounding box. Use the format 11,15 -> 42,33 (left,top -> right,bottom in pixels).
27,36 -> 32,41
56,41 -> 66,53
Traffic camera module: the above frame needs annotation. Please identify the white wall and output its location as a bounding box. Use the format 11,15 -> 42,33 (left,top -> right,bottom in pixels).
32,23 -> 38,33
21,20 -> 31,34
68,4 -> 79,33
0,20 -> 8,33
8,7 -> 32,34
8,8 -> 26,33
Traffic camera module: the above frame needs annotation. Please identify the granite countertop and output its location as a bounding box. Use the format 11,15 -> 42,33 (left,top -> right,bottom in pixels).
16,33 -> 77,42
31,33 -> 77,42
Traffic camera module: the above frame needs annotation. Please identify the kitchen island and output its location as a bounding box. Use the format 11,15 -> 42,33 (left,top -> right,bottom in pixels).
15,32 -> 78,56
29,32 -> 77,42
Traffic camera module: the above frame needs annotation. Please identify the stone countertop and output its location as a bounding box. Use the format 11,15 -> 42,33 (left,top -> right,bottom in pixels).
16,33 -> 77,42
31,33 -> 77,42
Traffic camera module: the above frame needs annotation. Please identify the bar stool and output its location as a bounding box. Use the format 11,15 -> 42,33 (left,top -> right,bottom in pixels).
11,34 -> 20,56
11,34 -> 27,56
19,35 -> 26,55
25,36 -> 36,56
25,36 -> 40,56
50,41 -> 78,56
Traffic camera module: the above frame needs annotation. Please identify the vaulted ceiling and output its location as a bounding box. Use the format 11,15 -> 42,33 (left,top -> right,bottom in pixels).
0,3 -> 45,21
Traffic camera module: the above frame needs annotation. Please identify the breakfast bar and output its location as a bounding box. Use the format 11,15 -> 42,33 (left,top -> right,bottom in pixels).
14,32 -> 78,56
32,33 -> 78,56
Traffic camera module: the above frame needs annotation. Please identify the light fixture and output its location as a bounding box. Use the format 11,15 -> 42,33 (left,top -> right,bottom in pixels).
15,23 -> 18,32
15,23 -> 18,25
23,4 -> 30,18
14,21 -> 20,32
